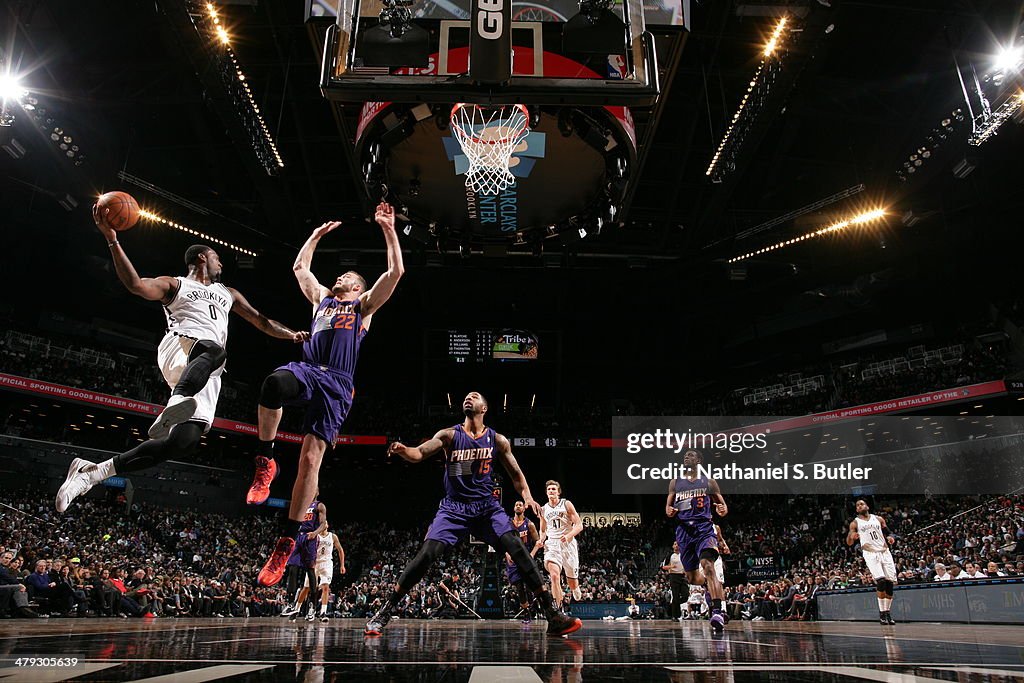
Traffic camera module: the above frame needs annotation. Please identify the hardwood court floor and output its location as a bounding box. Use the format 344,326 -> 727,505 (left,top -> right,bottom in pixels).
1,618 -> 1023,681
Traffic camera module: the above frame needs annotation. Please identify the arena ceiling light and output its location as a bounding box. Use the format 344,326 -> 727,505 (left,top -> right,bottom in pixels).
137,208 -> 257,257
993,45 -> 1023,74
195,2 -> 284,175
896,109 -> 964,182
762,16 -> 788,57
729,208 -> 886,263
0,73 -> 27,103
706,15 -> 790,182
968,90 -> 1024,146
0,71 -> 27,127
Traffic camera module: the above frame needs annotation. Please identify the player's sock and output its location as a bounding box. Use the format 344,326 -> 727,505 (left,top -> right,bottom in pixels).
86,459 -> 117,485
257,439 -> 275,460
877,596 -> 885,611
711,599 -> 723,612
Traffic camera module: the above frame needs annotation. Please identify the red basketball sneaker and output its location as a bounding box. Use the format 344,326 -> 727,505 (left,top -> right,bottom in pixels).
258,537 -> 295,587
246,457 -> 279,505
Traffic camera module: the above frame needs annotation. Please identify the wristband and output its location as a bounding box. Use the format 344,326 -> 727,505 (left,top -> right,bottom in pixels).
108,239 -> 119,248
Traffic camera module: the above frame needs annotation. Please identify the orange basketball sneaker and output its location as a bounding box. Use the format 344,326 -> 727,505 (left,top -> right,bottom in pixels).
246,456 -> 278,505
258,536 -> 295,587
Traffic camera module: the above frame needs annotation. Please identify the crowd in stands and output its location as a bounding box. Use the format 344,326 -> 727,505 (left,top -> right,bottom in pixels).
3,479 -> 1022,623
1,487 -> 671,621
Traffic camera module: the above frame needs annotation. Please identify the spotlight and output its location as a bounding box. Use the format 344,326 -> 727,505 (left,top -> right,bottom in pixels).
762,16 -> 788,57
994,45 -> 1024,73
0,73 -> 26,102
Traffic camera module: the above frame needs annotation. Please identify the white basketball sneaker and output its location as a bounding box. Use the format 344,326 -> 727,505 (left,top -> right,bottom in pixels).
56,458 -> 97,513
148,395 -> 198,439
572,587 -> 582,602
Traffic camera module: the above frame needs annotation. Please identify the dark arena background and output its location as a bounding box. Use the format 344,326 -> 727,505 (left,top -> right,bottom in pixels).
2,0 -> 1024,681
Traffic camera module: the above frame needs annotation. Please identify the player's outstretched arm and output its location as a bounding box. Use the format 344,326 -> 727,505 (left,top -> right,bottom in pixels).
227,287 -> 308,343
493,434 -> 540,516
846,520 -> 859,546
359,202 -> 405,317
709,478 -> 728,517
537,513 -> 547,548
95,205 -> 177,302
293,222 -> 340,306
388,428 -> 452,463
527,521 -> 541,557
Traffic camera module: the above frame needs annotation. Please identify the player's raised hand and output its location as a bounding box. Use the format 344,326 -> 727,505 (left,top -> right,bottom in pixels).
374,202 -> 395,230
291,330 -> 310,343
92,204 -> 116,241
523,496 -> 541,517
312,221 -> 341,239
387,441 -> 406,459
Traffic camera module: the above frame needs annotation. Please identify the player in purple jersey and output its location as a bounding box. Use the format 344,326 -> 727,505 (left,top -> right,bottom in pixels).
255,202 -> 404,587
666,449 -> 729,632
507,500 -> 540,622
364,392 -> 582,637
279,494 -> 328,620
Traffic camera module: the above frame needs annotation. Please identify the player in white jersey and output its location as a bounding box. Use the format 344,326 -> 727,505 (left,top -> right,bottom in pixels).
55,210 -> 307,513
297,529 -> 345,623
536,480 -> 583,610
846,499 -> 897,625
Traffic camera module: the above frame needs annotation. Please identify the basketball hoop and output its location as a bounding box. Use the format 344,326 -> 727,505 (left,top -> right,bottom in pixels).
450,103 -> 531,196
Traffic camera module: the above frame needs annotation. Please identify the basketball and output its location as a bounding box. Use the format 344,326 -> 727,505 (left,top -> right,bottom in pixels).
96,191 -> 141,232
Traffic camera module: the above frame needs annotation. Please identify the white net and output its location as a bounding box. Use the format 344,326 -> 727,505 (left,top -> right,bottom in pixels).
450,103 -> 531,196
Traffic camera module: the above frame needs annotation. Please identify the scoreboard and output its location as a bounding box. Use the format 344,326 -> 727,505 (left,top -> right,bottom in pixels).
442,329 -> 540,363
447,330 -> 494,363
